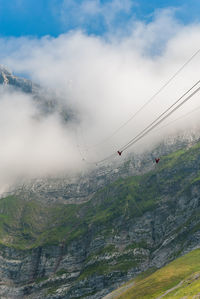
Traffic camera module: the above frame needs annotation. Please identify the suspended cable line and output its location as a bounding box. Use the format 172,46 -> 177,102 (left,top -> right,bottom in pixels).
119,80 -> 200,152
86,47 -> 200,150
120,82 -> 200,152
152,105 -> 200,133
85,80 -> 200,165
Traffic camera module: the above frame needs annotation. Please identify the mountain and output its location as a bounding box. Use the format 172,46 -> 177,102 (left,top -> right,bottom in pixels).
0,139 -> 199,298
0,66 -> 38,93
0,65 -> 74,121
0,69 -> 199,298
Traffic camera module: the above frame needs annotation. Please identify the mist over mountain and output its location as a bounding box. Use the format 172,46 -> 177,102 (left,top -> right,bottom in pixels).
0,8 -> 200,298
1,13 -> 200,193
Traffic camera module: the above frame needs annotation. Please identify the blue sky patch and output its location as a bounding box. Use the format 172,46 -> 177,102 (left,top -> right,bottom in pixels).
0,0 -> 200,37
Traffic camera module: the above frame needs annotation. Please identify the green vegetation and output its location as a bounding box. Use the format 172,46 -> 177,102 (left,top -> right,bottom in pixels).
79,254 -> 140,280
0,140 -> 199,257
0,139 -> 199,299
0,173 -> 159,249
56,268 -> 69,276
86,244 -> 117,262
35,276 -> 49,284
116,248 -> 200,299
163,272 -> 200,298
126,240 -> 149,250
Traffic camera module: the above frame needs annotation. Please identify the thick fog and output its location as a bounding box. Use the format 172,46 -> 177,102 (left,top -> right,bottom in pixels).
0,10 -> 200,191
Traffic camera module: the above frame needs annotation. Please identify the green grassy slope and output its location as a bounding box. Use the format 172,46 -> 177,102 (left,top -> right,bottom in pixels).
115,248 -> 200,299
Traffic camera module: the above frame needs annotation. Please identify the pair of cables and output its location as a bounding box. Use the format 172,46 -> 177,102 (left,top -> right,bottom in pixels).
119,80 -> 200,153
78,47 -> 200,165
90,79 -> 200,164
91,48 -> 200,150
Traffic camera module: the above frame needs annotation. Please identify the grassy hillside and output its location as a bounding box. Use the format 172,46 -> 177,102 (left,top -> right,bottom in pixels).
113,248 -> 200,299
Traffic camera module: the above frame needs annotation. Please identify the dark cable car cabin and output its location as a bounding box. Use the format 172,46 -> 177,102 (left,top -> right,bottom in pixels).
117,151 -> 122,156
155,158 -> 160,164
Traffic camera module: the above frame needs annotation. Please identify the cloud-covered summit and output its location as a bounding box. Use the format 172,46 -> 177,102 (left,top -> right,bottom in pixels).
0,11 -> 200,192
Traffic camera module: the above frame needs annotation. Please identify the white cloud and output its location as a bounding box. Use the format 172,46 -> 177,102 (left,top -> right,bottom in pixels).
0,89 -> 83,192
0,10 -> 200,191
60,0 -> 134,30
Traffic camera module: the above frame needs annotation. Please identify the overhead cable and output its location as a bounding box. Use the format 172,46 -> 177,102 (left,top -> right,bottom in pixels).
121,82 -> 200,152
87,47 -> 200,149
90,80 -> 200,164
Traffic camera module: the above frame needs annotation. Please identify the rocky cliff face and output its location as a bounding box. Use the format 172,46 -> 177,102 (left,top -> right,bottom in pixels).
0,68 -> 199,298
0,140 -> 199,298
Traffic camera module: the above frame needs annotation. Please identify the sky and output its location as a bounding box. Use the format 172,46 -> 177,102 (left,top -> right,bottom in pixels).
1,0 -> 200,192
0,0 -> 200,37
